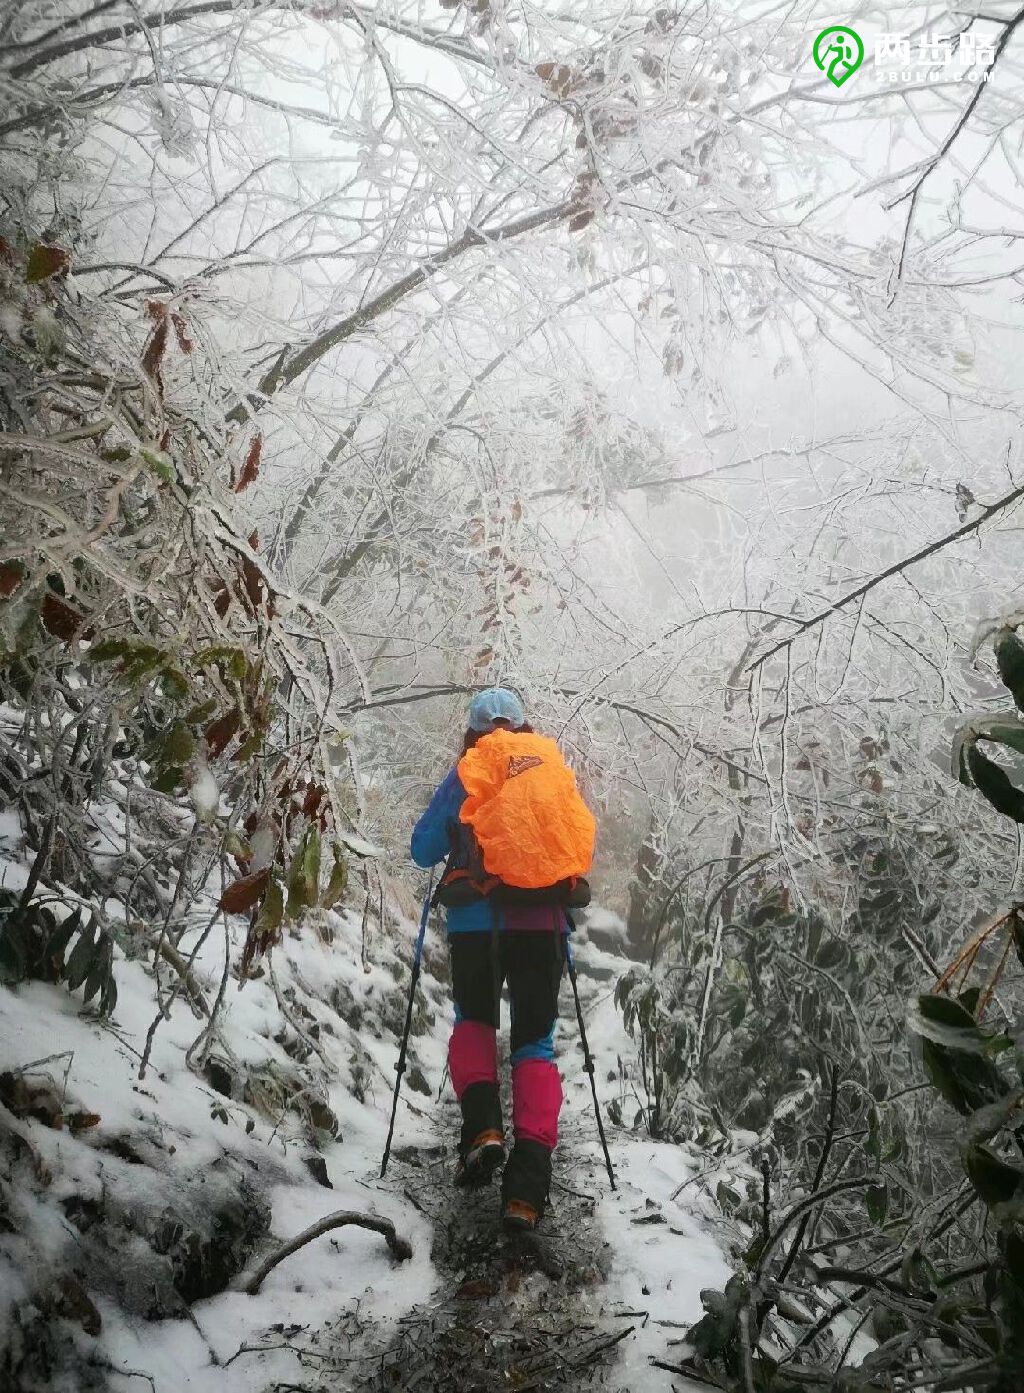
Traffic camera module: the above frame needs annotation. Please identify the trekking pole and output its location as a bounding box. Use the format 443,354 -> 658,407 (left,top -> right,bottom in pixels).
380,872 -> 434,1179
564,932 -> 616,1191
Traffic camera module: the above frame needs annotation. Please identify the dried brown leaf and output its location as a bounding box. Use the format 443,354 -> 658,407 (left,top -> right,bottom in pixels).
219,867 -> 271,914
205,706 -> 241,758
235,433 -> 262,493
142,318 -> 169,392
67,1111 -> 101,1133
0,561 -> 25,597
41,592 -> 85,640
171,311 -> 193,354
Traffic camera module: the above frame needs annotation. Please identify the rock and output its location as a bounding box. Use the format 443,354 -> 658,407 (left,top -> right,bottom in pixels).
571,954 -> 616,983
47,1154 -> 274,1321
406,1064 -> 431,1096
304,1155 -> 332,1189
203,1055 -> 237,1099
144,1167 -> 271,1308
61,1195 -> 103,1234
330,980 -> 364,1031
49,1274 -> 101,1336
577,907 -> 628,954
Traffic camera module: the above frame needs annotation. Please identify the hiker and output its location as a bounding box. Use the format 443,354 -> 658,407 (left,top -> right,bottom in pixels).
411,688 -> 595,1231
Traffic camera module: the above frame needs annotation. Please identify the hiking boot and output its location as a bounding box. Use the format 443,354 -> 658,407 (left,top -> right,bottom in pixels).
461,1128 -> 506,1183
501,1137 -> 552,1226
502,1197 -> 540,1231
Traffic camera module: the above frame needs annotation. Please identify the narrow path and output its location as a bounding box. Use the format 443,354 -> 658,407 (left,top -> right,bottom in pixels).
369,1063 -> 634,1391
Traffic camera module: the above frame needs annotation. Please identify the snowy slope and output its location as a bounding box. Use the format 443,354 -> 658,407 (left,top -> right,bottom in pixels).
1,792 -> 733,1393
566,915 -> 735,1391
0,816 -> 442,1391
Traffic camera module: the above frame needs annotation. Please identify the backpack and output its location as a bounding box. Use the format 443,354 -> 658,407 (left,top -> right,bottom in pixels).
436,730 -> 595,907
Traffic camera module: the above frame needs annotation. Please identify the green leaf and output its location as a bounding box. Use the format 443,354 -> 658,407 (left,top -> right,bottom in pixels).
224,831 -> 252,860
64,919 -> 97,991
980,721 -> 1024,758
45,908 -> 82,971
303,825 -> 321,902
82,935 -> 112,1005
816,939 -> 847,970
120,648 -> 168,682
0,914 -> 29,984
151,765 -> 183,793
184,698 -> 218,725
87,639 -> 135,664
921,1037 -> 1002,1116
866,1106 -> 881,1162
918,994 -> 977,1028
965,1145 -> 1024,1207
160,666 -> 190,700
321,844 -> 348,909
996,627 -> 1024,711
26,243 -> 70,283
139,447 -> 174,483
232,728 -> 265,764
286,846 -> 307,921
99,973 -> 118,1017
254,878 -> 284,941
865,1183 -> 888,1225
909,994 -> 1008,1056
958,986 -> 982,1017
193,645 -> 247,681
161,720 -> 194,766
965,744 -> 1024,823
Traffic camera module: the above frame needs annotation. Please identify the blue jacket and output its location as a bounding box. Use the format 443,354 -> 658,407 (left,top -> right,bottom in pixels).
411,768 -> 566,935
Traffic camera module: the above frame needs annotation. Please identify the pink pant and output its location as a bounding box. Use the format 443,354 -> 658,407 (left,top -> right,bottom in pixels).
448,1020 -> 562,1149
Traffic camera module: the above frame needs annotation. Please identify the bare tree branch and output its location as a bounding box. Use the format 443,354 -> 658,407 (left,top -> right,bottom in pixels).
243,1209 -> 413,1294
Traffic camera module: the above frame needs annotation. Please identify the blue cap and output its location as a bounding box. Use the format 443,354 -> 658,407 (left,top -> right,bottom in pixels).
468,687 -> 526,733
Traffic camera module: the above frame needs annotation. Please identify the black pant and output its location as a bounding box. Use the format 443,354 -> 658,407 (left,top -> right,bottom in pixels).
449,929 -> 563,1053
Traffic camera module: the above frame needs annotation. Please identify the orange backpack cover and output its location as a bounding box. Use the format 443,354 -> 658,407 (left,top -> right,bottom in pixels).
457,730 -> 595,889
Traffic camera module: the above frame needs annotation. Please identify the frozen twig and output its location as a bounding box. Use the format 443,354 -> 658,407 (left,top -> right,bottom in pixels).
243,1210 -> 413,1293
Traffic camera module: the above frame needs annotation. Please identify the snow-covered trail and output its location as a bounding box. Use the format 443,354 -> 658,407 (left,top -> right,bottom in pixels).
1,795 -> 732,1393
370,914 -> 734,1393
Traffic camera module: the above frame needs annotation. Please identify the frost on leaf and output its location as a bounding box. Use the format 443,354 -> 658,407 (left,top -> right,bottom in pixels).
189,759 -> 220,821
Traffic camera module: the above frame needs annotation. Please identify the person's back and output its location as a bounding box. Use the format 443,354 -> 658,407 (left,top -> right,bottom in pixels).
411,688 -> 595,1230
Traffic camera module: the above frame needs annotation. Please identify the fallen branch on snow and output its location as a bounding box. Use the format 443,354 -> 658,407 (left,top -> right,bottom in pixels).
243,1210 -> 413,1293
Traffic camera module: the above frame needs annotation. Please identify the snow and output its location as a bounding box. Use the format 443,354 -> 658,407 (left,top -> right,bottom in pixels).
598,1143 -> 734,1391
188,760 -> 221,821
576,904 -> 628,948
336,832 -> 384,859
1,793 -> 733,1391
564,932 -> 735,1390
0,849 -> 440,1390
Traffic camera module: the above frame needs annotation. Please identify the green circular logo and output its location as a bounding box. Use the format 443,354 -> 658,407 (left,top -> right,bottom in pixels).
813,26 -> 865,88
